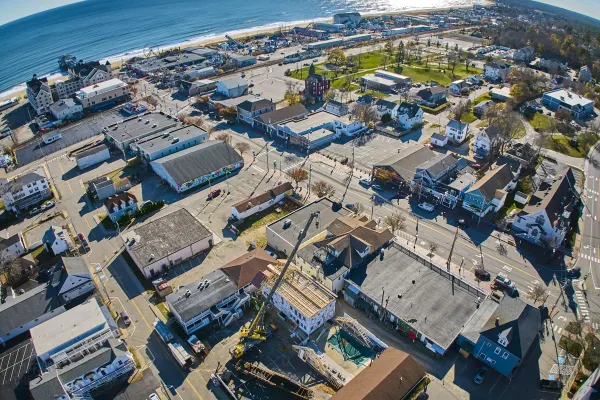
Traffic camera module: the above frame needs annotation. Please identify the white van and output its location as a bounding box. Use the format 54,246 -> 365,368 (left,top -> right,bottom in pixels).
42,131 -> 62,144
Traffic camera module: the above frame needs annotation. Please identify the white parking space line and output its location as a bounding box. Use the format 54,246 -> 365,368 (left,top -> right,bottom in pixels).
0,341 -> 34,385
251,165 -> 264,173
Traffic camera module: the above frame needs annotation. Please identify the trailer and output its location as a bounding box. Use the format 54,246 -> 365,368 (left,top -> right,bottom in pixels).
187,335 -> 206,355
234,361 -> 313,399
168,342 -> 193,369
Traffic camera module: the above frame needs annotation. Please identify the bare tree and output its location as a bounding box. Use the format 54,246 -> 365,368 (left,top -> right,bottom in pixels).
311,180 -> 335,198
428,242 -> 439,261
450,100 -> 472,121
485,105 -> 524,157
288,168 -> 309,188
215,133 -> 232,144
527,283 -> 547,304
385,212 -> 406,234
351,103 -> 379,126
446,51 -> 459,77
234,142 -> 250,156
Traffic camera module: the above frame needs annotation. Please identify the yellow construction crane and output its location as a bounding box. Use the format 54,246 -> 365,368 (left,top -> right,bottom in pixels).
231,211 -> 320,358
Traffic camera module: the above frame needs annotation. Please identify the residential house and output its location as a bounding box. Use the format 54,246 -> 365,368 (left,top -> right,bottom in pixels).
51,256 -> 95,304
462,164 -> 516,217
374,99 -> 398,120
412,153 -> 466,200
449,79 -> 470,95
304,70 -> 331,103
26,75 -> 53,115
458,296 -> 541,377
216,77 -> 248,98
512,46 -> 534,62
324,100 -> 349,116
2,169 -> 51,213
416,86 -> 448,108
262,265 -> 336,335
0,233 -> 26,259
396,102 -> 423,130
429,133 -> 448,147
512,168 -> 577,248
490,87 -> 513,102
121,209 -> 213,278
49,99 -> 83,121
372,144 -> 438,186
87,176 -> 131,201
237,98 -> 275,127
539,56 -> 568,73
295,214 -> 394,293
542,89 -> 594,120
473,100 -> 494,118
150,140 -> 243,194
445,120 -> 469,144
104,192 -> 138,222
0,282 -> 66,346
579,66 -> 593,83
231,182 -> 293,221
254,104 -> 309,136
484,62 -> 511,82
43,225 -> 73,255
330,348 -> 425,400
68,60 -> 114,88
473,125 -> 503,157
75,144 -> 111,170
74,79 -> 130,110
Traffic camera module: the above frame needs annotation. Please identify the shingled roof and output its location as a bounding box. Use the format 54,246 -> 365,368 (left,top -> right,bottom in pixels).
220,248 -> 277,288
232,182 -> 293,213
466,164 -> 514,202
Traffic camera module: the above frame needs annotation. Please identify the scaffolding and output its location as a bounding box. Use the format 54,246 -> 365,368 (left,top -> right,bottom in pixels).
293,345 -> 349,390
234,361 -> 314,399
335,316 -> 381,352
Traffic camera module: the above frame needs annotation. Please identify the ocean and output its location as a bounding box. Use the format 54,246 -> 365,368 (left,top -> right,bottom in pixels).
0,0 -> 477,96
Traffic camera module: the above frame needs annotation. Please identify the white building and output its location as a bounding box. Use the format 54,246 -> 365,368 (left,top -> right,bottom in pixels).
374,99 -> 398,119
122,209 -> 213,278
104,192 -> 138,222
237,98 -> 275,126
75,144 -> 111,169
2,169 -> 51,213
231,182 -> 293,221
473,126 -> 501,157
512,168 -> 576,249
396,102 -> 423,130
216,77 -> 248,98
43,225 -> 73,255
362,70 -> 412,91
449,79 -> 470,95
445,120 -> 469,143
484,62 -> 511,82
261,266 -> 336,335
26,75 -> 53,115
75,78 -> 129,109
49,98 -> 83,121
429,133 -> 448,147
333,12 -> 361,26
512,46 -> 534,62
324,100 -> 349,116
0,233 -> 26,259
53,78 -> 82,99
68,60 -> 115,87
130,124 -> 209,161
579,66 -> 593,83
53,257 -> 95,304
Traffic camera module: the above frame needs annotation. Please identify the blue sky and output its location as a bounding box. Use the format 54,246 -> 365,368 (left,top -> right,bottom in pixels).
0,0 -> 83,26
534,0 -> 599,20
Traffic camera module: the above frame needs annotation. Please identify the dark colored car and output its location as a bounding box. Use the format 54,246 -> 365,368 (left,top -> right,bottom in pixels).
474,367 -> 488,384
540,379 -> 563,391
457,219 -> 468,227
78,233 -> 86,242
567,267 -> 581,278
207,189 -> 221,200
475,268 -> 491,281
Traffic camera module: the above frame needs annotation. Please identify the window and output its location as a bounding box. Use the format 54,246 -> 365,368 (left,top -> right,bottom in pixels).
494,347 -> 501,355
502,352 -> 509,359
490,360 -> 496,365
479,352 -> 486,359
486,342 -> 491,347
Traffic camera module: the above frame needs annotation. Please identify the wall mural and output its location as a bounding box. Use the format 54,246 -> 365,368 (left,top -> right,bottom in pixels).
178,162 -> 242,192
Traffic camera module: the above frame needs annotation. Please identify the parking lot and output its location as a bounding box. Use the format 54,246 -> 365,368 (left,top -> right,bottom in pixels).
320,133 -> 410,170
15,110 -> 123,166
0,337 -> 38,400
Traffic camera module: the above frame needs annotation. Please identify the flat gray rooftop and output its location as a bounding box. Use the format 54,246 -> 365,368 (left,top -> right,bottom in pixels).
134,124 -> 207,153
268,198 -> 351,250
166,269 -> 238,323
105,112 -> 177,144
346,243 -> 482,350
283,111 -> 337,133
123,209 -> 212,268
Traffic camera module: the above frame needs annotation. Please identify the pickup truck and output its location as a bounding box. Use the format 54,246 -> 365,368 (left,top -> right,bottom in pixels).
187,335 -> 206,355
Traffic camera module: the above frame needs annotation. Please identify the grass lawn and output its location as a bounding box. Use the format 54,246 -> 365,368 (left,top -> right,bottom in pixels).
542,135 -> 589,158
460,111 -> 477,124
156,302 -> 170,320
473,92 -> 492,105
236,199 -> 300,234
527,113 -> 555,132
30,245 -> 46,260
499,194 -> 523,218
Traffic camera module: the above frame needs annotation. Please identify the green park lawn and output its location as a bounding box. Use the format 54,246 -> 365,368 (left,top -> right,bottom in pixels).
543,135 -> 589,158
473,92 -> 492,105
526,112 -> 555,132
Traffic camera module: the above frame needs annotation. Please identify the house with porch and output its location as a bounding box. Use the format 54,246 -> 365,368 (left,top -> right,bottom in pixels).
374,99 -> 398,119
445,120 -> 469,144
462,164 -> 516,218
237,98 -> 275,127
396,102 -> 423,130
473,125 -> 502,157
416,86 -> 447,108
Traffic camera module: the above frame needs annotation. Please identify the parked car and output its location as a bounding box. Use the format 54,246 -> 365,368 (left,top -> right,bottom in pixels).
359,178 -> 372,187
265,249 -> 277,258
345,203 -> 358,212
149,393 -> 160,400
474,367 -> 488,384
372,184 -> 384,191
540,379 -> 563,391
493,275 -> 518,295
457,219 -> 468,227
567,266 -> 581,278
283,219 -> 292,229
41,200 -> 55,211
418,202 -> 435,212
471,163 -> 482,169
474,268 -> 491,281
120,311 -> 131,326
207,189 -> 221,200
29,207 -> 41,216
78,232 -> 86,242
249,83 -> 255,88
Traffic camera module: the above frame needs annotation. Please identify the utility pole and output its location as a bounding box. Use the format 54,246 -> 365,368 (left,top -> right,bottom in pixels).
447,228 -> 459,272
308,164 -> 312,197
479,245 -> 485,270
266,143 -> 269,172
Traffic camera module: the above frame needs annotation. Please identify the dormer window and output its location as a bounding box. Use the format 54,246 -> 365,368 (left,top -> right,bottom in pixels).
498,337 -> 509,347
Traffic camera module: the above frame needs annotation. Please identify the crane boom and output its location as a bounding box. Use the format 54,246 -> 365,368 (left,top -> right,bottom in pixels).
232,211 -> 320,357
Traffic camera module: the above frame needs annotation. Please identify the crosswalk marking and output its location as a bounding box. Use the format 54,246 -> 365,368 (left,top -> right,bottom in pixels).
582,254 -> 599,263
553,325 -> 563,335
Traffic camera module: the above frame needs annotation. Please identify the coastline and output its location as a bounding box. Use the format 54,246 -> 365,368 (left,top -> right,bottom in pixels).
0,1 -> 488,101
